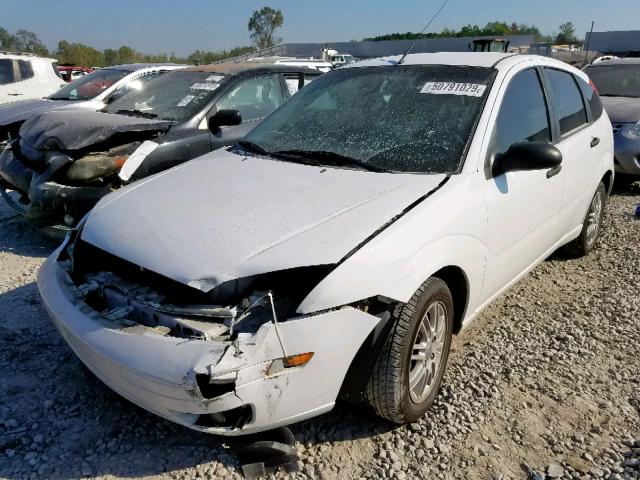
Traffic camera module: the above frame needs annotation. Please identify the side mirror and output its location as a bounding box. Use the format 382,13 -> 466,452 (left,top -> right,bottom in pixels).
493,141 -> 562,177
106,91 -> 124,104
208,109 -> 242,133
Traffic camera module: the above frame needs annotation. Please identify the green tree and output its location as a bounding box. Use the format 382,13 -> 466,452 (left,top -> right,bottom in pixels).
0,27 -> 16,50
556,22 -> 577,44
103,48 -> 118,66
56,40 -> 104,66
248,6 -> 283,49
13,29 -> 48,56
117,45 -> 136,64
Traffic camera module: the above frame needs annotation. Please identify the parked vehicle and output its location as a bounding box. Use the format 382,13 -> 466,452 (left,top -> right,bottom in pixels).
57,66 -> 94,82
584,58 -> 640,176
38,53 -> 613,436
321,47 -> 355,67
0,52 -> 65,105
249,56 -> 333,73
0,62 -> 321,234
0,64 -> 185,148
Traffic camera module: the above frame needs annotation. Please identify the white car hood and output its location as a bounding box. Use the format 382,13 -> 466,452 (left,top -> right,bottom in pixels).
81,149 -> 447,292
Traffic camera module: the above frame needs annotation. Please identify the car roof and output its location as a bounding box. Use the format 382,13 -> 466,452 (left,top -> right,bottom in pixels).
587,57 -> 640,67
180,61 -> 321,75
345,52 -> 517,69
0,51 -> 57,62
101,63 -> 185,72
344,52 -> 589,81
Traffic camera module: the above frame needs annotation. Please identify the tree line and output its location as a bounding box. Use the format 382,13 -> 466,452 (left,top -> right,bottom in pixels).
0,26 -> 255,67
366,21 -> 580,45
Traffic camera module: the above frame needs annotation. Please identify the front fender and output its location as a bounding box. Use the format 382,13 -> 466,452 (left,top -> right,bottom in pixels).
298,233 -> 486,317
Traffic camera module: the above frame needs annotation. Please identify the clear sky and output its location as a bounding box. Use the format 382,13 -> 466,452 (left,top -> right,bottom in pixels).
3,0 -> 640,56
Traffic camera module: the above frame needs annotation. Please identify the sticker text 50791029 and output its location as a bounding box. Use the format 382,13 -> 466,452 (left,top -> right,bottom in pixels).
420,82 -> 487,97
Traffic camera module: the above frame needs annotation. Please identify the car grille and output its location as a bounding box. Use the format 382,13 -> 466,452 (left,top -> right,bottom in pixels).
612,124 -> 625,135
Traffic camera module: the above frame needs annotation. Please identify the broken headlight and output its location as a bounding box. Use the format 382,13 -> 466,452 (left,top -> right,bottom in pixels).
65,154 -> 128,182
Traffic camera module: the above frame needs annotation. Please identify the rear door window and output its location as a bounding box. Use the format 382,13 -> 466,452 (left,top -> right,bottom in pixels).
216,74 -> 285,123
494,68 -> 551,156
544,68 -> 588,135
18,60 -> 34,80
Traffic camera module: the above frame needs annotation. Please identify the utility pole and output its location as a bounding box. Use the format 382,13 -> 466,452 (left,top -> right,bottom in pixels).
583,21 -> 595,66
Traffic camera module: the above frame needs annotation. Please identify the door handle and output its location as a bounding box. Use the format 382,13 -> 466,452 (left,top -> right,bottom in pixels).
546,165 -> 562,179
590,137 -> 600,148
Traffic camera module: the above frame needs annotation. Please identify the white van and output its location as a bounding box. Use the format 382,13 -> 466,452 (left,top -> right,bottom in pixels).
0,52 -> 65,105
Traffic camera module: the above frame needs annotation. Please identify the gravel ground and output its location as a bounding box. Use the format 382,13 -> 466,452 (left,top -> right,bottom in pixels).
0,181 -> 638,480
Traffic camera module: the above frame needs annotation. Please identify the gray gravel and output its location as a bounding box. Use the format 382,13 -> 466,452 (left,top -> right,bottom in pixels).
0,181 -> 639,480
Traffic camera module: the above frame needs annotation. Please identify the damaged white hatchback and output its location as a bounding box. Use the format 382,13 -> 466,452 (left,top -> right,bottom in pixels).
38,52 -> 614,435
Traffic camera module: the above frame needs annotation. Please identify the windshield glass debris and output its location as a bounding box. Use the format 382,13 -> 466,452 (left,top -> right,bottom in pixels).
244,65 -> 495,173
105,71 -> 226,122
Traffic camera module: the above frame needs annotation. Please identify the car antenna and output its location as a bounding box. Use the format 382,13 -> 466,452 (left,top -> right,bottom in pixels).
397,0 -> 451,65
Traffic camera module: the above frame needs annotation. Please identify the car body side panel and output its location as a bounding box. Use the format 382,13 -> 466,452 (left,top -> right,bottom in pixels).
298,174 -> 488,317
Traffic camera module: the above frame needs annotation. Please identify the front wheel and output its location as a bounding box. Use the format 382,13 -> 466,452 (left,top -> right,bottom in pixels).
566,182 -> 607,257
366,277 -> 453,424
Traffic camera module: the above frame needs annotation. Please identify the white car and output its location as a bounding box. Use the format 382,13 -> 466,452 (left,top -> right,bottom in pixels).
38,52 -> 613,435
0,63 -> 185,145
0,52 -> 65,105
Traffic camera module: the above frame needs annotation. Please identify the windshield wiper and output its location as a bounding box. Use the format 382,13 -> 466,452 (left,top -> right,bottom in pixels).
599,94 -> 639,98
237,140 -> 270,156
273,149 -> 391,172
115,109 -> 157,119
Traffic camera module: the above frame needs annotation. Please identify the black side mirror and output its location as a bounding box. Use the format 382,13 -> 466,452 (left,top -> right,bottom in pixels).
493,141 -> 562,177
208,109 -> 242,133
106,91 -> 125,104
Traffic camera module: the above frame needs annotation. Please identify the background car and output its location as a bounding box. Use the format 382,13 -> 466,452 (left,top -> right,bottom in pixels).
57,65 -> 94,82
0,52 -> 65,105
585,58 -> 640,177
37,52 -> 614,436
0,61 -> 322,233
0,63 -> 185,148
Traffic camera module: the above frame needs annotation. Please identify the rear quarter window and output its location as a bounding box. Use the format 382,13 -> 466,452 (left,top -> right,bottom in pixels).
576,75 -> 604,121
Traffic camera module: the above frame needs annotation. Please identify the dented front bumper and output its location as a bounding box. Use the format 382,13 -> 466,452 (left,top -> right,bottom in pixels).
0,146 -> 111,234
37,254 -> 380,435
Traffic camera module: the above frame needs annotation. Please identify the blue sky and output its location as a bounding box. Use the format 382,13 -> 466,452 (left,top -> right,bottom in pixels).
3,0 -> 640,56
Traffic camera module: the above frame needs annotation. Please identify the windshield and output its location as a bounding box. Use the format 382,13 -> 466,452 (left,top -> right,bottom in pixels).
105,71 -> 225,122
585,65 -> 640,98
244,65 -> 494,174
49,68 -> 127,100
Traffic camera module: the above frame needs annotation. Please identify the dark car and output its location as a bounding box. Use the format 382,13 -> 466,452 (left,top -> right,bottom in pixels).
584,58 -> 640,176
0,64 -> 184,148
0,62 -> 321,235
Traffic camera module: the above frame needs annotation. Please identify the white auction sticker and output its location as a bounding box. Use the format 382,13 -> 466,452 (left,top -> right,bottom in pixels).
420,82 -> 487,97
190,82 -> 220,91
206,75 -> 224,82
176,94 -> 195,107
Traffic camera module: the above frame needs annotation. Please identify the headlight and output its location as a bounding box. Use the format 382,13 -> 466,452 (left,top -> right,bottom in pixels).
630,121 -> 640,137
65,154 -> 128,182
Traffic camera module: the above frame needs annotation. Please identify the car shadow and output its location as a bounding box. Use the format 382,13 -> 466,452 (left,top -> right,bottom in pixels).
0,214 -> 59,258
611,175 -> 640,197
0,282 -> 396,480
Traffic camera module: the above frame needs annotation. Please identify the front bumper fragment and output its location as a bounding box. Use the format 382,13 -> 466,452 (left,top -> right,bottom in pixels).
614,127 -> 640,175
0,147 -> 112,233
37,254 -> 381,435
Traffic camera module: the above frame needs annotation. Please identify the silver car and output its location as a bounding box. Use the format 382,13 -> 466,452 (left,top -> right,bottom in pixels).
585,58 -> 640,176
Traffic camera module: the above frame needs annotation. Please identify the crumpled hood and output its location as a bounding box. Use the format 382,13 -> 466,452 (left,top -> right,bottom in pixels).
0,98 -> 73,127
81,149 -> 447,292
19,110 -> 172,154
601,96 -> 640,123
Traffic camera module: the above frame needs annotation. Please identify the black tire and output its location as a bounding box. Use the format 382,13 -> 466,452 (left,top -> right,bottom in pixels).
566,182 -> 607,257
366,277 -> 453,424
